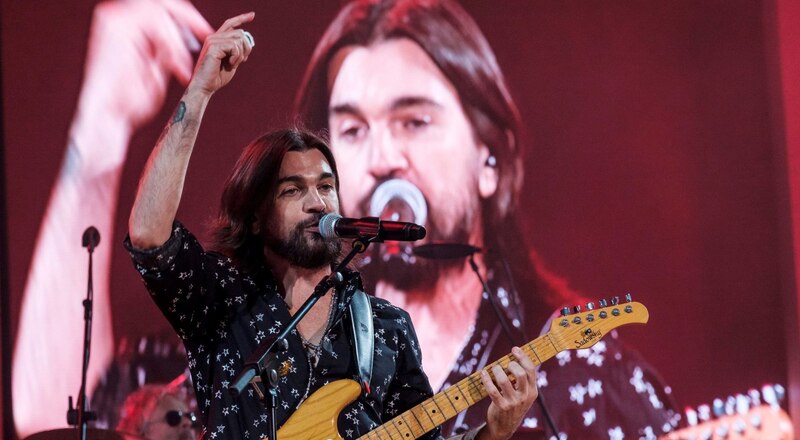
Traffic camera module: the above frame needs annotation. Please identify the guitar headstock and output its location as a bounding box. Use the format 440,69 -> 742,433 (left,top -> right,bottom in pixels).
660,384 -> 793,440
548,294 -> 649,350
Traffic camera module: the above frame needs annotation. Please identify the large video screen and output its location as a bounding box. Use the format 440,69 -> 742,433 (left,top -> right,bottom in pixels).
3,1 -> 792,438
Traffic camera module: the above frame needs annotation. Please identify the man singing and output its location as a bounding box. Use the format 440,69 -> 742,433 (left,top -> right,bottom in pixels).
126,11 -> 538,440
295,0 -> 679,437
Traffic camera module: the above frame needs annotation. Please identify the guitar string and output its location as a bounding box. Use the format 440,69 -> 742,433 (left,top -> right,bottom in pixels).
359,310 -> 632,439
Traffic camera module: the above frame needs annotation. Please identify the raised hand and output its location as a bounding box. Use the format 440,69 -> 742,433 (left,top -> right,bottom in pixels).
187,12 -> 255,97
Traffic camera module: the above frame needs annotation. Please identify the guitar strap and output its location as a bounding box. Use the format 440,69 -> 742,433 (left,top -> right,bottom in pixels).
348,289 -> 374,395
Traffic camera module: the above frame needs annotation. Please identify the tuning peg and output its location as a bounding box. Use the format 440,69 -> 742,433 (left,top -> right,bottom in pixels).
611,296 -> 620,305
712,398 -> 724,417
625,293 -> 632,302
697,404 -> 711,421
725,396 -> 735,416
573,305 -> 582,314
750,412 -> 763,430
586,302 -> 595,310
774,383 -> 786,401
732,419 -> 747,434
685,407 -> 698,426
599,299 -> 608,307
747,388 -> 761,406
560,307 -> 570,317
735,394 -> 749,415
762,384 -> 777,407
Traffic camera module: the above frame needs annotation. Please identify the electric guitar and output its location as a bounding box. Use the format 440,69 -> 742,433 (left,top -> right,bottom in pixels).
270,297 -> 650,440
660,384 -> 794,440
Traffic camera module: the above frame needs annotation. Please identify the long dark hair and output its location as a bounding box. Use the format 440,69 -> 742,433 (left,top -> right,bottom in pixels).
209,128 -> 339,273
295,0 -> 573,314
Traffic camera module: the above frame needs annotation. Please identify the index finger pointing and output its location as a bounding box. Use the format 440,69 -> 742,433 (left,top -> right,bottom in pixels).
218,11 -> 255,33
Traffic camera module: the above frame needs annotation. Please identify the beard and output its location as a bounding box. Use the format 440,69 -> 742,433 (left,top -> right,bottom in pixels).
264,214 -> 342,269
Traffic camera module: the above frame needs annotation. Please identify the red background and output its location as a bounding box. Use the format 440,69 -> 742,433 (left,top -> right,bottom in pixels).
3,0 -> 799,434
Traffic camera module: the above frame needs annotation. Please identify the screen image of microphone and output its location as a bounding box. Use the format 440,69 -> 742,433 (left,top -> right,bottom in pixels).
413,243 -> 482,259
82,226 -> 101,250
317,213 -> 426,242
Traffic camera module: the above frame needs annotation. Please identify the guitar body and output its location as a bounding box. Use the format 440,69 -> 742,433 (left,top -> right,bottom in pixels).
270,380 -> 360,440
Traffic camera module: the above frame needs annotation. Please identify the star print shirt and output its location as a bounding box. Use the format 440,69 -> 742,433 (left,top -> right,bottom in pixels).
125,222 -> 441,440
438,270 -> 681,439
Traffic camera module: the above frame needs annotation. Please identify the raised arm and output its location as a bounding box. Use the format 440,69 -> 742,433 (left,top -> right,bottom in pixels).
129,12 -> 255,249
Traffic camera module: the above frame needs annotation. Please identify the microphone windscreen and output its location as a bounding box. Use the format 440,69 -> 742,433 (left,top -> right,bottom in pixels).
318,213 -> 342,239
82,226 -> 101,249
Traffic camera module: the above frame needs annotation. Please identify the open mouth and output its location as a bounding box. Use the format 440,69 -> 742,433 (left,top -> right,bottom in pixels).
303,218 -> 322,234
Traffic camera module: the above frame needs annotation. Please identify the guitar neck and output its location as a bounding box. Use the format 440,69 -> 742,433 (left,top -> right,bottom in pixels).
359,333 -> 563,439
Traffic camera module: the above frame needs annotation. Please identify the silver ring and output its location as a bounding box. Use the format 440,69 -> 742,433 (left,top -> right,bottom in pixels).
242,31 -> 254,47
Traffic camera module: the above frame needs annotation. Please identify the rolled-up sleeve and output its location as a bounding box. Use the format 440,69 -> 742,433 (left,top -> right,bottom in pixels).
124,221 -> 227,342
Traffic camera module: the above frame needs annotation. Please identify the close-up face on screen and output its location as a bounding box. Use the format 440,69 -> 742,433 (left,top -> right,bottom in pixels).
2,1 -> 799,439
327,39 -> 490,288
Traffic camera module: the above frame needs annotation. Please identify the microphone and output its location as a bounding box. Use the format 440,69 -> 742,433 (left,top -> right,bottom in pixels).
317,213 -> 426,242
81,226 -> 100,251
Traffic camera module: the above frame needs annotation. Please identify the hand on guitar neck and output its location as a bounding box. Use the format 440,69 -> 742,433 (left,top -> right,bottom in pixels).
474,346 -> 538,440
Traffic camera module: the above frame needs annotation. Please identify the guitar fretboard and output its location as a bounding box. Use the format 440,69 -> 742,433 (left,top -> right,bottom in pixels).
359,333 -> 564,439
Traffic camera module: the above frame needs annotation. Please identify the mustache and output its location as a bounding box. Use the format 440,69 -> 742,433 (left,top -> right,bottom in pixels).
297,213 -> 327,229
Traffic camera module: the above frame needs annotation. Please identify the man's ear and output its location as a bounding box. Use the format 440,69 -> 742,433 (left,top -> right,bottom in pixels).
478,144 -> 498,199
251,215 -> 261,235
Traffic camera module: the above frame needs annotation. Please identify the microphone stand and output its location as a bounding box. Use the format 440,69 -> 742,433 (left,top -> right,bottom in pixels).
466,254 -> 560,438
229,235 -> 376,440
468,255 -> 518,346
67,227 -> 100,440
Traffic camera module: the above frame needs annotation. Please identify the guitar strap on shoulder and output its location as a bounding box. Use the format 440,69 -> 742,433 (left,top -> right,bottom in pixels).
348,289 -> 374,395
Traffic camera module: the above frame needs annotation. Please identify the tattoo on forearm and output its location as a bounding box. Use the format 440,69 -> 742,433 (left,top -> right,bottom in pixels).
172,101 -> 187,123
154,101 -> 187,147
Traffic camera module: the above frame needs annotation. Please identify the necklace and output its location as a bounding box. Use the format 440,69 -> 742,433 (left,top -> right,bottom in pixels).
299,288 -> 338,367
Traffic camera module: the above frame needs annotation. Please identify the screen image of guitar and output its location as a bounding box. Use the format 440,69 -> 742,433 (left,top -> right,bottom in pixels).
269,296 -> 649,440
660,384 -> 793,440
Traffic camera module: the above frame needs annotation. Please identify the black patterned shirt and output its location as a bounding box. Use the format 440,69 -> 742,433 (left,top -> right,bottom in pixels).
439,270 -> 681,439
125,222 -> 441,440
